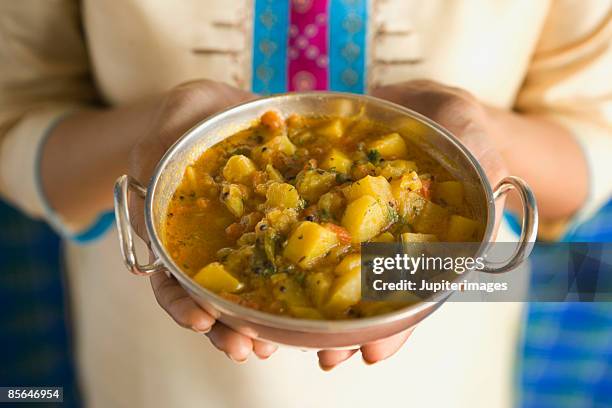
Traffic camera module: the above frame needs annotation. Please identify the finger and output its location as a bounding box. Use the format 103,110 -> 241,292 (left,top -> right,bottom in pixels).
360,328 -> 414,365
150,271 -> 215,333
317,349 -> 359,371
206,324 -> 253,363
253,339 -> 278,360
128,189 -> 148,240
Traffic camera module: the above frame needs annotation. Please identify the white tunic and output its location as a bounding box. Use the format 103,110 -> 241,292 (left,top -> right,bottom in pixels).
1,1 -> 611,406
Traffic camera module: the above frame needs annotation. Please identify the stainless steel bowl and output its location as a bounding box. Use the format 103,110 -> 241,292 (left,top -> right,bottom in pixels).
114,92 -> 538,349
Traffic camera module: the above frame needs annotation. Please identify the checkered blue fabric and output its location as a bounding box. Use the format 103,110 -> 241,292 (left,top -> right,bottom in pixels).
0,200 -> 81,407
519,200 -> 612,408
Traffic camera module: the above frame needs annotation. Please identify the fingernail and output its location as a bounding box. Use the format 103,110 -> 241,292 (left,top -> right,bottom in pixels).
193,325 -> 211,334
226,353 -> 247,364
318,362 -> 335,372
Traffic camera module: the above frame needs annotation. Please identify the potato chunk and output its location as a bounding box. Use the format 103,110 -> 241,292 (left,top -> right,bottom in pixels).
265,164 -> 284,182
390,171 -> 424,217
343,175 -> 394,206
222,155 -> 256,184
413,200 -> 449,235
315,118 -> 344,140
321,148 -> 353,174
220,184 -> 245,218
296,169 -> 337,203
334,253 -> 361,276
193,262 -> 243,294
341,195 -> 387,243
434,181 -> 464,207
264,207 -> 299,234
378,160 -> 417,180
372,232 -> 395,242
344,175 -> 396,222
185,166 -> 199,192
401,232 -> 438,243
446,215 -> 479,241
254,134 -> 296,163
390,171 -> 422,193
265,182 -> 301,209
326,262 -> 361,313
367,133 -> 408,159
283,221 -> 339,269
317,191 -> 346,220
305,272 -> 334,307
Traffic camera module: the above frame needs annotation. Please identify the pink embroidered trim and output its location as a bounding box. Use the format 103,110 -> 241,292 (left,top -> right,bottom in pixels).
287,0 -> 329,91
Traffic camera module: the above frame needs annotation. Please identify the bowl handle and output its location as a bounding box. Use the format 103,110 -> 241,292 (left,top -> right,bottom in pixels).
114,175 -> 164,276
481,176 -> 539,274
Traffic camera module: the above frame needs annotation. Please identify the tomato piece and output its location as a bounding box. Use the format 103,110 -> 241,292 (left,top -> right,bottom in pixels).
261,110 -> 284,131
322,222 -> 352,245
303,158 -> 318,170
420,179 -> 432,200
220,293 -> 261,310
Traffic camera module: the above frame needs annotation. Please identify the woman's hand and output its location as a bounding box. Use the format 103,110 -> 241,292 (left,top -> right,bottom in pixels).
129,80 -> 278,362
372,79 -> 587,225
149,268 -> 277,362
317,328 -> 415,370
372,80 -> 509,188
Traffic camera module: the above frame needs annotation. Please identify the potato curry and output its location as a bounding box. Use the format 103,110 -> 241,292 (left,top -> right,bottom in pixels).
164,110 -> 482,319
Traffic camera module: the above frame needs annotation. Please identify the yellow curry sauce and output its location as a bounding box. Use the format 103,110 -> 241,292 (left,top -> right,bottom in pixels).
164,111 -> 482,319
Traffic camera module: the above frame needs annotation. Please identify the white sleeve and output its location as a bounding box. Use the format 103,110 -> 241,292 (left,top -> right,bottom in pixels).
516,2 -> 612,236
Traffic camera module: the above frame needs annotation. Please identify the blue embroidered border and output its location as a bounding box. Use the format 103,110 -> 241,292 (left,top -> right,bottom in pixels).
329,0 -> 368,93
252,0 -> 290,94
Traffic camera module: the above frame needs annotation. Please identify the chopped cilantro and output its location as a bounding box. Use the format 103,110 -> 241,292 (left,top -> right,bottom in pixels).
319,208 -> 332,221
367,149 -> 382,165
335,172 -> 351,183
294,270 -> 306,286
387,204 -> 400,225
